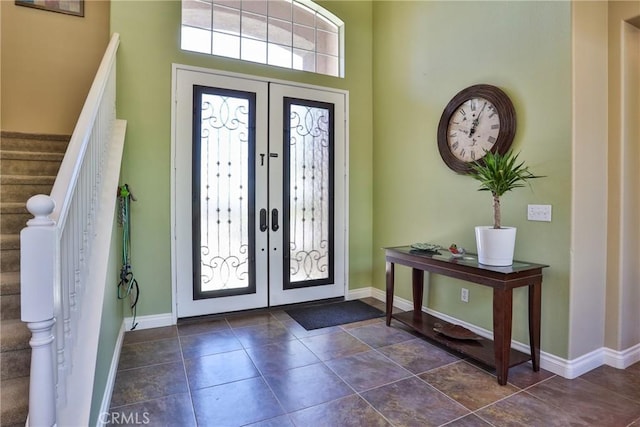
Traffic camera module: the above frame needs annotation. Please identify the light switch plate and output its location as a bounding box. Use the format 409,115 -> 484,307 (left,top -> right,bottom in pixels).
527,204 -> 552,222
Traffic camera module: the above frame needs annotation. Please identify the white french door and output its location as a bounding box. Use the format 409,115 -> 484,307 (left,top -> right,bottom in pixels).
172,66 -> 347,318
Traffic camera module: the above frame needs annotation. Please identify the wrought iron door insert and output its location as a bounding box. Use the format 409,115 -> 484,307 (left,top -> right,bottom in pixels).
192,85 -> 256,299
283,98 -> 335,290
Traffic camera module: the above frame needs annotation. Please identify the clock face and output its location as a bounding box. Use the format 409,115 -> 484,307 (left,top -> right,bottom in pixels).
437,84 -> 516,174
446,97 -> 500,162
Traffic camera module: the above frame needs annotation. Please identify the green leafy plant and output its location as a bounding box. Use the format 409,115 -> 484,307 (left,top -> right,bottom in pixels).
469,150 -> 543,229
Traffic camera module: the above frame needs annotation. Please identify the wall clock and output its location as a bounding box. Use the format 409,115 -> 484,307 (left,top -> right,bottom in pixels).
437,84 -> 516,174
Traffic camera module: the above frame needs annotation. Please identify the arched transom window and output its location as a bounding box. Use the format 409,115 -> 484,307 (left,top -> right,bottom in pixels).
181,0 -> 344,77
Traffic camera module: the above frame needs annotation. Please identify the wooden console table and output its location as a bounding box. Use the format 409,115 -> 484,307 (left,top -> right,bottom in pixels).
385,246 -> 548,385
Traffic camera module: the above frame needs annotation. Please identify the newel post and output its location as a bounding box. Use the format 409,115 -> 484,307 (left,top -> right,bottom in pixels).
21,195 -> 57,427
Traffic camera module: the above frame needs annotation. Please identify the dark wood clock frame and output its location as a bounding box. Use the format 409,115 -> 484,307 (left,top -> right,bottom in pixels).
437,84 -> 516,174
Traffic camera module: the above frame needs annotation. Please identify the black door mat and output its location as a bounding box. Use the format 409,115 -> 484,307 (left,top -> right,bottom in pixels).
285,300 -> 384,330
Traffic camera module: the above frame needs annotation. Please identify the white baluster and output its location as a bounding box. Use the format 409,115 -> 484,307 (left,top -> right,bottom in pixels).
62,233 -> 72,356
21,195 -> 57,427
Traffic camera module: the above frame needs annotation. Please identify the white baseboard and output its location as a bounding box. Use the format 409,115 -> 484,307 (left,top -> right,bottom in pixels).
556,344 -> 640,378
604,343 -> 640,369
124,313 -> 174,331
365,286 -> 638,379
96,322 -> 126,427
347,287 -> 375,300
560,348 -> 607,379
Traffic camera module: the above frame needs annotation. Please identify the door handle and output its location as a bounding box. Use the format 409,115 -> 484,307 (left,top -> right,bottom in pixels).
260,208 -> 268,232
271,209 -> 279,232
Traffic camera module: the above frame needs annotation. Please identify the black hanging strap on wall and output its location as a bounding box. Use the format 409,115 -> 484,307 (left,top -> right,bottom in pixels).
117,184 -> 139,330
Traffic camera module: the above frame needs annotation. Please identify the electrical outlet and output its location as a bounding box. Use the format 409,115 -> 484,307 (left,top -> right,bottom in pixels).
527,204 -> 552,222
461,288 -> 469,303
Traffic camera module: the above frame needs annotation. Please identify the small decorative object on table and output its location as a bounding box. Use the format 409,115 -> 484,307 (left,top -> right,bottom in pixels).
410,243 -> 441,253
448,243 -> 465,258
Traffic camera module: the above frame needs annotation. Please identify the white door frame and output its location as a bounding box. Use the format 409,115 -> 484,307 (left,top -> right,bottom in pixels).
170,63 -> 349,321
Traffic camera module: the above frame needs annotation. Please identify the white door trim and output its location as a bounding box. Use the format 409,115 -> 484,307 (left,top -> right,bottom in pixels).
170,63 -> 350,321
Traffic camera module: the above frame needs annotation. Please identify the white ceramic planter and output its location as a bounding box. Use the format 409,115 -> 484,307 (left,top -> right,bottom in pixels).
475,226 -> 517,266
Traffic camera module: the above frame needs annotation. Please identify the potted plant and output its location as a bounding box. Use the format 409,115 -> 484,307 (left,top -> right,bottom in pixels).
469,150 -> 543,266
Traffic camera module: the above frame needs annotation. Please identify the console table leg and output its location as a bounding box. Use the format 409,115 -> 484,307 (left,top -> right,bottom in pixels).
493,288 -> 513,385
385,262 -> 395,326
529,280 -> 542,371
412,269 -> 424,322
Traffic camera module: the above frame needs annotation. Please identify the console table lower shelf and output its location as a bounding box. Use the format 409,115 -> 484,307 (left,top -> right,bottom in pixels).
392,311 -> 532,369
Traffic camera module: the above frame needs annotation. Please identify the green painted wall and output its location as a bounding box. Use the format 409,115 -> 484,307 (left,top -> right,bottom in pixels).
90,206 -> 124,425
111,1 -> 373,316
371,1 -> 572,358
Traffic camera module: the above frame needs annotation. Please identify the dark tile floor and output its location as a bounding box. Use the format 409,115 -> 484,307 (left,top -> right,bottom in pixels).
109,298 -> 640,427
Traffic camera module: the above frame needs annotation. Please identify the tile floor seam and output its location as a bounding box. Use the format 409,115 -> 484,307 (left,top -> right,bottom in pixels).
513,387 -> 595,424
571,376 -> 640,407
177,325 -> 232,338
341,323 -> 385,348
344,393 -> 399,427
578,374 -> 640,405
463,408 -> 500,427
293,334 -> 322,364
322,352 -> 416,404
470,388 -> 531,414
108,394 -> 185,412
227,313 -> 284,332
627,415 -> 640,427
250,335 -> 312,423
416,355 -> 471,375
411,371 -> 475,416
177,330 -> 199,426
437,411 -> 497,427
242,375 -> 290,425
114,358 -> 183,374
518,372 -> 557,392
238,374 -> 290,427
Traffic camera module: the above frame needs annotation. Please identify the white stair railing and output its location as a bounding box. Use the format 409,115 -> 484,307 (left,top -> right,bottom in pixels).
20,33 -> 126,427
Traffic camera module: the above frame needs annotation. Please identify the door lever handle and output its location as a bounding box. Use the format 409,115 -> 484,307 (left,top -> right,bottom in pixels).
271,209 -> 279,232
260,208 -> 268,232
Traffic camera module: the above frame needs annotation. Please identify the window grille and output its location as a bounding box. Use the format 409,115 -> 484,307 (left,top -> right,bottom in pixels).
181,0 -> 344,77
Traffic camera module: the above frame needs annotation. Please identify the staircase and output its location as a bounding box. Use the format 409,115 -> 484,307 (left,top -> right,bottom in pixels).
0,131 -> 69,427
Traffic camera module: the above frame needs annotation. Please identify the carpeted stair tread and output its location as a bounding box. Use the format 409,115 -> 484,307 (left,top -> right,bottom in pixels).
0,272 -> 20,296
1,203 -> 30,235
1,151 -> 65,176
1,131 -> 70,153
0,175 -> 55,203
1,250 -> 20,272
0,151 -> 64,161
1,347 -> 31,380
0,203 -> 28,214
1,234 -> 20,250
0,319 -> 30,352
1,175 -> 56,185
0,376 -> 29,426
1,294 -> 20,320
1,213 -> 30,235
